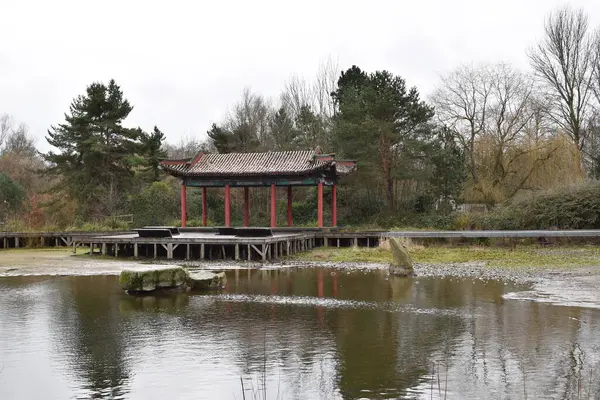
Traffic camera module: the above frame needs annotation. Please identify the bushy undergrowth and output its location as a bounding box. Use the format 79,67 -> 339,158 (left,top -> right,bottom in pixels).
2,217 -> 130,232
477,181 -> 600,230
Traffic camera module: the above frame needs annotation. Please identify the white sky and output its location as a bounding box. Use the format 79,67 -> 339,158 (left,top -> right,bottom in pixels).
2,0 -> 600,151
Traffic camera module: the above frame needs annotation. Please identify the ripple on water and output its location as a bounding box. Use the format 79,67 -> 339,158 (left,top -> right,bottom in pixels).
503,274 -> 600,309
210,293 -> 466,317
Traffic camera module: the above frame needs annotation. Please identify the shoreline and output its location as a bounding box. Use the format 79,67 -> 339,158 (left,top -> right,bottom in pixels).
1,247 -> 599,285
3,247 -> 600,309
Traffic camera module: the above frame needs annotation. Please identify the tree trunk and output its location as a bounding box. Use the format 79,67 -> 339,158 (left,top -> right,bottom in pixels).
379,135 -> 394,211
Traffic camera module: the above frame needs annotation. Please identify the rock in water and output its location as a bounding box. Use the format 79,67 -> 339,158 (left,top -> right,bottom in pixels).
187,271 -> 227,290
388,238 -> 414,276
119,266 -> 226,293
119,266 -> 188,292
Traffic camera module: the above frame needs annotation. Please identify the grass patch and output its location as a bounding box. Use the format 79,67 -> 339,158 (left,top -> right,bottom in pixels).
292,246 -> 393,263
0,247 -> 74,254
290,245 -> 600,269
2,247 -> 97,257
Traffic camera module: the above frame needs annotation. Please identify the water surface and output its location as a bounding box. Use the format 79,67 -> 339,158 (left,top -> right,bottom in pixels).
1,268 -> 600,399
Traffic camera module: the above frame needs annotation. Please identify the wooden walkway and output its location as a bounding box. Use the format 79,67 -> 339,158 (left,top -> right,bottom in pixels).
2,229 -> 600,260
382,230 -> 600,238
90,232 -> 315,261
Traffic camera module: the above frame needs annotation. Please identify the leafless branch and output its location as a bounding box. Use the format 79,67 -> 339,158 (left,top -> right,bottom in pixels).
527,5 -> 596,150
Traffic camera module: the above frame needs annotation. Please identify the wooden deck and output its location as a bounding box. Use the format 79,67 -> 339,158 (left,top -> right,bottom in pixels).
2,229 -> 600,261
90,231 -> 316,261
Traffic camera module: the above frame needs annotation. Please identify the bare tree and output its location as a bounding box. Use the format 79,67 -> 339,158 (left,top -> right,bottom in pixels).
225,88 -> 272,151
593,27 -> 600,105
163,135 -> 211,159
0,114 -> 13,151
485,64 -> 538,198
528,6 -> 597,151
5,123 -> 37,157
280,57 -> 339,120
281,75 -> 313,120
433,63 -> 562,203
431,63 -> 494,185
313,57 -> 339,118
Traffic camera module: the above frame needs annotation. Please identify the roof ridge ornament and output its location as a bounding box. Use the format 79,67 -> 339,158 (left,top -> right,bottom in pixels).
188,151 -> 204,165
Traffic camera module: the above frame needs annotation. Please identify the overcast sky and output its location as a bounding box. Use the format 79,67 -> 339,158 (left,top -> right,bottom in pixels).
2,0 -> 600,151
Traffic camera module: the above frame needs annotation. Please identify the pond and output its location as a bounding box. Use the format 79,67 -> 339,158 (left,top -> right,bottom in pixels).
1,267 -> 600,399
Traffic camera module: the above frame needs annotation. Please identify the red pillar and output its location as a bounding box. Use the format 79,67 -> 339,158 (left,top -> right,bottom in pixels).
180,183 -> 187,227
317,182 -> 323,228
243,187 -> 250,227
332,184 -> 337,227
224,184 -> 231,227
270,184 -> 277,228
287,186 -> 293,227
202,187 -> 207,227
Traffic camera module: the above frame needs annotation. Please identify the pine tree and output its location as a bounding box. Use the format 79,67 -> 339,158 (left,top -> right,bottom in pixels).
269,107 -> 299,150
429,126 -> 467,213
333,66 -> 434,211
207,123 -> 232,153
44,79 -> 142,219
140,126 -> 167,183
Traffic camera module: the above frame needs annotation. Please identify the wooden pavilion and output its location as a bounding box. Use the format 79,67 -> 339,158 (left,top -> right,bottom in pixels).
159,148 -> 356,228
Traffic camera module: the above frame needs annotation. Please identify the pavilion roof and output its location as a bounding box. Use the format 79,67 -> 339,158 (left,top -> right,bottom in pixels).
160,149 -> 356,178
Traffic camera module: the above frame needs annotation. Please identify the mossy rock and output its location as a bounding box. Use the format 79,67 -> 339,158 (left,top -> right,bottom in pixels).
187,271 -> 227,290
119,266 -> 226,293
119,266 -> 188,292
389,238 -> 414,276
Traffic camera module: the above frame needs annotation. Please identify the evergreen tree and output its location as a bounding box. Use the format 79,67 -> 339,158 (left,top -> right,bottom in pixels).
207,123 -> 232,153
429,126 -> 467,213
295,105 -> 328,149
140,126 -> 167,182
269,107 -> 299,150
333,66 -> 434,211
0,172 -> 25,219
44,79 -> 142,219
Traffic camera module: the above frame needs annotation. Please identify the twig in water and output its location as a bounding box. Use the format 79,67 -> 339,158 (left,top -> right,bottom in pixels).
444,362 -> 448,400
437,361 -> 442,397
263,330 -> 267,400
588,366 -> 592,400
430,362 -> 434,400
240,377 -> 246,400
520,359 -> 527,400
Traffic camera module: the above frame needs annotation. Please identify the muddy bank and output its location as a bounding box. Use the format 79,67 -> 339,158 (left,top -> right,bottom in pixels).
0,249 -> 172,277
175,258 -> 594,286
2,248 -> 598,284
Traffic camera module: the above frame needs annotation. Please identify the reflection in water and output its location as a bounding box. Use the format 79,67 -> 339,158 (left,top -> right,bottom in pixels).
1,269 -> 600,399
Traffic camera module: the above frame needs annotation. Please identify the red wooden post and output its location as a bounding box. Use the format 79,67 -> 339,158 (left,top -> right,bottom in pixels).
202,187 -> 207,227
270,184 -> 277,228
243,187 -> 250,227
180,183 -> 187,227
332,184 -> 337,227
224,184 -> 231,227
317,182 -> 323,228
287,186 -> 293,227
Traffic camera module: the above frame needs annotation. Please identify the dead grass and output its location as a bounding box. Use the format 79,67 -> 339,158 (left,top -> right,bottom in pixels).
290,243 -> 600,269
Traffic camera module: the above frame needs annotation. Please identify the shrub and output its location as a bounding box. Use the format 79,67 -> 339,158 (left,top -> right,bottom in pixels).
477,181 -> 600,230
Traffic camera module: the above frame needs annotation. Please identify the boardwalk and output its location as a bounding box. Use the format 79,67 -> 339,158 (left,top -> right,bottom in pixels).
382,230 -> 600,238
2,229 -> 600,260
